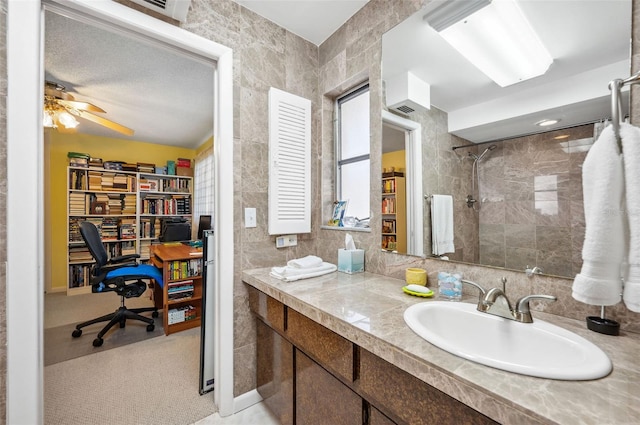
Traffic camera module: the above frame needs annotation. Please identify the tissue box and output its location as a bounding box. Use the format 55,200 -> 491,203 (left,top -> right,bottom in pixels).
338,249 -> 365,274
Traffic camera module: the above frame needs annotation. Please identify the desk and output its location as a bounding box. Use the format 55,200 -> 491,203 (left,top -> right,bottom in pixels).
150,244 -> 203,335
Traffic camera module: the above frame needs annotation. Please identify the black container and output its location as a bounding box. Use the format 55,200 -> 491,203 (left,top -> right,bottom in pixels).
586,316 -> 620,336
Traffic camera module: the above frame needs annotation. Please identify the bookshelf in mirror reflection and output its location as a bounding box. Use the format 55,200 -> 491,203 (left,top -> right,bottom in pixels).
67,166 -> 193,295
381,175 -> 406,253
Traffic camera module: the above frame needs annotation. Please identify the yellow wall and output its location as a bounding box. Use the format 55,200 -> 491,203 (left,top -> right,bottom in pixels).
47,131 -> 196,292
382,150 -> 406,172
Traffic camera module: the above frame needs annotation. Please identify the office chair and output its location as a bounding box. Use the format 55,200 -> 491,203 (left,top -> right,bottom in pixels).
71,221 -> 164,347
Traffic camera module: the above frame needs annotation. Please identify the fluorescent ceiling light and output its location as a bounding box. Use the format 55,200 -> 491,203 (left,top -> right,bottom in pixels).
424,0 -> 553,87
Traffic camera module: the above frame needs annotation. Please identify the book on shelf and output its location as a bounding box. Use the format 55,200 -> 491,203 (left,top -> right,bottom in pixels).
167,305 -> 196,325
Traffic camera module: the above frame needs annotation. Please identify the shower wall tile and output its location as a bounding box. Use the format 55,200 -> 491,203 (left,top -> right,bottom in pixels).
505,200 -> 535,225
478,124 -> 594,278
504,224 -> 536,249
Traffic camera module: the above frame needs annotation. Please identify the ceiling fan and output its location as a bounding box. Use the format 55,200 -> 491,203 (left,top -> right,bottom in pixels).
43,80 -> 134,136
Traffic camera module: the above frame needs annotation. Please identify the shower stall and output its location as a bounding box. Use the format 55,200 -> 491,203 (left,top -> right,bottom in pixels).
466,144 -> 497,208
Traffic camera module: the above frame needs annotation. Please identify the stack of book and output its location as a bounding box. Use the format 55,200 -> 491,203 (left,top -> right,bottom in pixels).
103,161 -> 124,171
122,194 -> 136,214
89,157 -> 103,168
120,241 -> 136,256
112,173 -> 130,191
69,193 -> 86,215
68,245 -> 92,262
167,305 -> 196,325
139,240 -> 151,260
88,171 -> 103,191
167,279 -> 194,302
175,196 -> 191,214
107,194 -> 123,215
102,217 -> 119,240
137,162 -> 155,173
122,163 -> 138,172
118,218 -> 136,239
68,152 -> 89,168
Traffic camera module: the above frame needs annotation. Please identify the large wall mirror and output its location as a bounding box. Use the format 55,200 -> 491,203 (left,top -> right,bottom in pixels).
380,0 -> 632,278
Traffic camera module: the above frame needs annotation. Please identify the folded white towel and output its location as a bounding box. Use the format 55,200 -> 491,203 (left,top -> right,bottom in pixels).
431,194 -> 455,256
572,124 -> 624,306
621,123 -> 640,312
270,262 -> 337,282
287,255 -> 323,269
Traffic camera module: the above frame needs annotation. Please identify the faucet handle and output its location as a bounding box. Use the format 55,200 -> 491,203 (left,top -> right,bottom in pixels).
461,279 -> 486,297
515,294 -> 557,323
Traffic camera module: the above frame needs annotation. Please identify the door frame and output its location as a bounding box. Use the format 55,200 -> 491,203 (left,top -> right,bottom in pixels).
6,0 -> 235,422
382,110 -> 424,257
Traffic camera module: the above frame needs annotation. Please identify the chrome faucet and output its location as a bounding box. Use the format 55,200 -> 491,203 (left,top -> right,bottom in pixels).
461,279 -> 557,323
525,265 -> 543,277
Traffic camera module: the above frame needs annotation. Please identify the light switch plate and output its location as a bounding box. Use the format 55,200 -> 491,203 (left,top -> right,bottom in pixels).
245,208 -> 256,228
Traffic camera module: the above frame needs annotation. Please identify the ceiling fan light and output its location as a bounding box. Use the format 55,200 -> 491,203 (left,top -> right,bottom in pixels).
43,111 -> 55,128
430,0 -> 553,87
58,111 -> 79,129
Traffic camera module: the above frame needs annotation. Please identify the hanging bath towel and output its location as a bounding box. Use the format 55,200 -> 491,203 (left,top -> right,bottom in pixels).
572,124 -> 624,306
621,123 -> 640,312
431,194 -> 455,256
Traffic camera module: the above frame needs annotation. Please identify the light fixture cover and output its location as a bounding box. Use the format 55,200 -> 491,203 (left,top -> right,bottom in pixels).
58,111 -> 80,129
428,0 -> 553,87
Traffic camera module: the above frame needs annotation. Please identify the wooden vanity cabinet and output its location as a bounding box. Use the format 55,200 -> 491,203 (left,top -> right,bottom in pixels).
249,286 -> 498,425
296,350 -> 362,425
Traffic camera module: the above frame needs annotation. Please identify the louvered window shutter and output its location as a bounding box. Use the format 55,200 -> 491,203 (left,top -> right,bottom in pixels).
268,88 -> 312,235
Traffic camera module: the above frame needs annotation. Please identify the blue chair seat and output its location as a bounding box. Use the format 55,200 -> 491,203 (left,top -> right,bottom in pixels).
106,264 -> 164,287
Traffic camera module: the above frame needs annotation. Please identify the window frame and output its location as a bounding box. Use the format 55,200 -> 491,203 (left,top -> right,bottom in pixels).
334,83 -> 370,220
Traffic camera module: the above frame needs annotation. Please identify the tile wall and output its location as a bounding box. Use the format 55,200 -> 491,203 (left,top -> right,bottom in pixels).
477,124 -> 595,277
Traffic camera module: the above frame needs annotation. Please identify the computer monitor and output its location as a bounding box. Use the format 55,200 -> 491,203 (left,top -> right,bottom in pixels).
197,215 -> 212,240
159,218 -> 192,242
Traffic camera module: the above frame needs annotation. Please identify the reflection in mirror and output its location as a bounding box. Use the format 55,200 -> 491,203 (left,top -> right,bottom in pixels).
380,1 -> 631,278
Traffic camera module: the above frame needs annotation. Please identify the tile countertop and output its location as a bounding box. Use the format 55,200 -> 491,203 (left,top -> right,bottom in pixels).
242,269 -> 640,425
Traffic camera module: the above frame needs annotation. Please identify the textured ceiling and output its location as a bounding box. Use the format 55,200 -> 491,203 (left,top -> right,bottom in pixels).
44,10 -> 214,149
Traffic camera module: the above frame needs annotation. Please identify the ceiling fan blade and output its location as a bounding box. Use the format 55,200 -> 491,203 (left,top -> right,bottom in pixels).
76,110 -> 134,136
58,99 -> 106,113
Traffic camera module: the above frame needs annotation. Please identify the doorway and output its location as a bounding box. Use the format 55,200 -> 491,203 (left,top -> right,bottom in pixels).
382,110 -> 424,257
6,1 -> 234,422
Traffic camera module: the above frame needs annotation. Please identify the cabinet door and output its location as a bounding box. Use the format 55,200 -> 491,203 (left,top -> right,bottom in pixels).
257,320 -> 294,425
296,350 -> 361,425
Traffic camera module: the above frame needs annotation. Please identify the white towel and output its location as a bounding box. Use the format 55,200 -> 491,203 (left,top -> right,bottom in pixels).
621,123 -> 640,312
431,194 -> 455,256
287,255 -> 323,269
572,124 -> 624,306
270,262 -> 337,282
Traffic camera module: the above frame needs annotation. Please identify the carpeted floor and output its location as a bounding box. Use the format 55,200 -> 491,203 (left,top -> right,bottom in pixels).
44,327 -> 217,425
44,311 -> 165,366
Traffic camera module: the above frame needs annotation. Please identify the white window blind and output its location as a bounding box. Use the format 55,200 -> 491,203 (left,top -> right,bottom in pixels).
194,145 -> 214,227
268,87 -> 311,235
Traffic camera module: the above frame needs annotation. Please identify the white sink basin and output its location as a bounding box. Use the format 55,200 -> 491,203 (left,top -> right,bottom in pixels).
404,301 -> 612,380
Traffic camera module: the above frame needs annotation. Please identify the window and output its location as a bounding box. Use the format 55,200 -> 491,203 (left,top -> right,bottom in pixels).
194,144 -> 214,228
336,84 -> 370,221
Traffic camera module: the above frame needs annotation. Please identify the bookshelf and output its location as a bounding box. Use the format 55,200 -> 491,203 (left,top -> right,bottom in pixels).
67,166 -> 193,295
149,244 -> 203,335
381,174 -> 406,253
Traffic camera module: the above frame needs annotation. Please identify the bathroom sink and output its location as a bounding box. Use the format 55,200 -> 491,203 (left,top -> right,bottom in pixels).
404,301 -> 612,380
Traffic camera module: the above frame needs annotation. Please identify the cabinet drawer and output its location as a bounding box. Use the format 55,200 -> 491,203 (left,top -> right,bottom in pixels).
358,349 -> 498,425
287,308 -> 354,382
248,286 -> 285,332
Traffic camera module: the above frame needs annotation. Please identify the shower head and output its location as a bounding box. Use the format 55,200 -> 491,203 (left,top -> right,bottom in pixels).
477,144 -> 497,161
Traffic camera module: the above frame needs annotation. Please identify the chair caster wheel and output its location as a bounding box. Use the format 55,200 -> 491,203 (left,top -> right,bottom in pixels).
93,338 -> 104,347
72,329 -> 82,338
152,311 -> 159,318
147,324 -> 155,332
